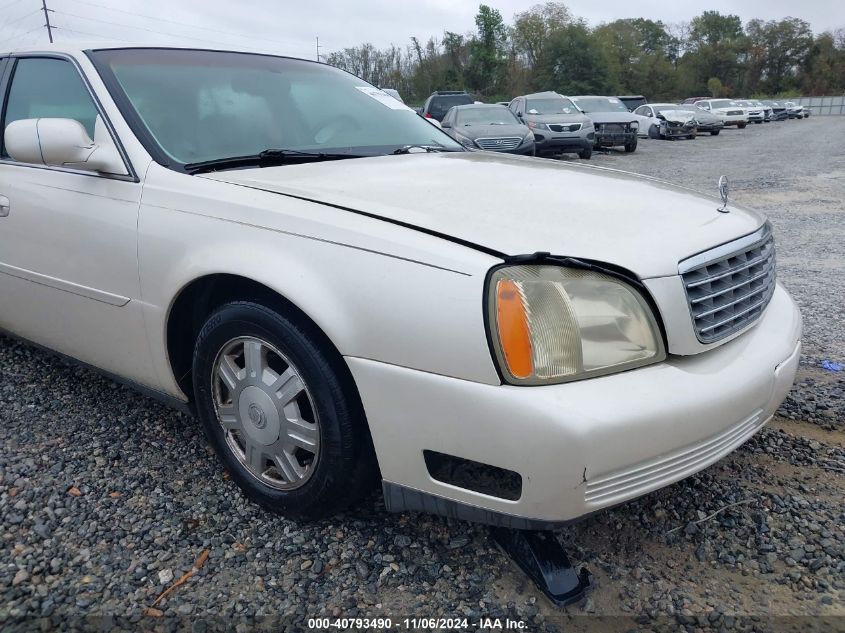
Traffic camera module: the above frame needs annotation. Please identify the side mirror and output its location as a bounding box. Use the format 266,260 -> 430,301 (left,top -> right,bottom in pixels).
440,120 -> 452,128
4,117 -> 127,175
426,118 -> 442,129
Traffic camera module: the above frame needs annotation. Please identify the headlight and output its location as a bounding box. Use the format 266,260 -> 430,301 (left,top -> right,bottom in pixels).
527,121 -> 550,131
454,133 -> 477,148
487,265 -> 664,384
523,131 -> 534,142
630,121 -> 639,131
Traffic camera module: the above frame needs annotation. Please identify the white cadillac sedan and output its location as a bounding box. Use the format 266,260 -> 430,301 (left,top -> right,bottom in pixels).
0,45 -> 801,529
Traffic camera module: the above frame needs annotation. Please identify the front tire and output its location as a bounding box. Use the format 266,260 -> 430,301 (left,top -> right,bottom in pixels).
738,123 -> 747,129
624,138 -> 637,153
648,124 -> 660,139
710,129 -> 720,135
192,301 -> 377,520
578,146 -> 592,159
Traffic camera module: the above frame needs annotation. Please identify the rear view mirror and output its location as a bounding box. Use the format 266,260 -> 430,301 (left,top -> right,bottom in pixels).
4,117 -> 127,175
440,120 -> 452,128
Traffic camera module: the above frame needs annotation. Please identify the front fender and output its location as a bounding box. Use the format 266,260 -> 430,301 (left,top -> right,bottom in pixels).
137,164 -> 502,398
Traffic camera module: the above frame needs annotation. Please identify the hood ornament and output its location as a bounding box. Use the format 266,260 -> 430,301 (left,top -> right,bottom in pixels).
717,175 -> 730,213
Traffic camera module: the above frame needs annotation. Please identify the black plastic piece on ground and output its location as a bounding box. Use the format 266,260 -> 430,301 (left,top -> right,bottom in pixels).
492,527 -> 594,607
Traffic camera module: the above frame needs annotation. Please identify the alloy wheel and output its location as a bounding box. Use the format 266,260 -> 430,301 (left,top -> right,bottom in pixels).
211,336 -> 320,490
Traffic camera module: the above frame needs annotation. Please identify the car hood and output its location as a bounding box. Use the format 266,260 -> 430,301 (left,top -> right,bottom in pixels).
582,111 -> 638,124
522,113 -> 591,125
199,152 -> 764,279
455,124 -> 530,140
658,110 -> 697,123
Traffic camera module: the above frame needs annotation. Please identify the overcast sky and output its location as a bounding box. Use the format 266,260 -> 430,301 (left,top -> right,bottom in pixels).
3,0 -> 843,60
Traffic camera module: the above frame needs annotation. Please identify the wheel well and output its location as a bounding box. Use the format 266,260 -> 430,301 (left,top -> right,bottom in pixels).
167,274 -> 338,404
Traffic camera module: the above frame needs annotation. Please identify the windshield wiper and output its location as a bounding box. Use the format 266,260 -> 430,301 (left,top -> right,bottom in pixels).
184,148 -> 362,174
391,144 -> 456,155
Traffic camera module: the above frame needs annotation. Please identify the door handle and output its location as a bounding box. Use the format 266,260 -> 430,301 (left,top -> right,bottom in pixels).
0,196 -> 9,217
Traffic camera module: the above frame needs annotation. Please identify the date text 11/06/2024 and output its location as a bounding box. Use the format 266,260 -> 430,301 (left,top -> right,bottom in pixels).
307,617 -> 527,629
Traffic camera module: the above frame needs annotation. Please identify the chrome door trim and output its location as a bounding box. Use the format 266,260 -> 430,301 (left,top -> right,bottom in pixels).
0,261 -> 130,306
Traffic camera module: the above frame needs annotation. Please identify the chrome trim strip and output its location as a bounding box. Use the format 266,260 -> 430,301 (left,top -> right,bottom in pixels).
698,290 -> 773,333
684,250 -> 772,288
678,223 -> 771,274
0,261 -> 130,306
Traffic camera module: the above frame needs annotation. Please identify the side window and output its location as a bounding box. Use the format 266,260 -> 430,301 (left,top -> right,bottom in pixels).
2,57 -> 98,158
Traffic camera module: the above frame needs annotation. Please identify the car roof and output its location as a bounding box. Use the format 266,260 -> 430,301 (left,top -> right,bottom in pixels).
617,95 -> 645,99
451,103 -> 506,109
1,42 -> 318,65
520,91 -> 566,99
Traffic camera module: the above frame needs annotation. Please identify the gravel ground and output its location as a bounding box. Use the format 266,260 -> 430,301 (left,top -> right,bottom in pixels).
1,117 -> 844,632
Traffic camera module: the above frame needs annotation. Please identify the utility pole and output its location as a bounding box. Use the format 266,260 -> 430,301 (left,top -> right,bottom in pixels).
41,0 -> 54,43
316,36 -> 322,63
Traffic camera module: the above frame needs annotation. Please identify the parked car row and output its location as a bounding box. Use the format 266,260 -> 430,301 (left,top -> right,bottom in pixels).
393,88 -> 807,161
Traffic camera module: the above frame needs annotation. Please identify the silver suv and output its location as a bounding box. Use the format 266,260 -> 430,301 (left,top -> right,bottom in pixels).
509,91 -> 595,159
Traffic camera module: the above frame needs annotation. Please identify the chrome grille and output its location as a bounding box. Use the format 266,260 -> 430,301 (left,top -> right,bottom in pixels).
475,136 -> 522,150
679,224 -> 776,344
727,110 -> 743,116
549,123 -> 581,133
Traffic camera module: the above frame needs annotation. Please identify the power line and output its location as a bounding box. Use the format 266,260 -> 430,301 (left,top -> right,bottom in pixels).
5,25 -> 43,45
55,9 -> 289,54
53,25 -> 131,43
0,0 -> 28,14
2,8 -> 40,29
66,0 -> 304,49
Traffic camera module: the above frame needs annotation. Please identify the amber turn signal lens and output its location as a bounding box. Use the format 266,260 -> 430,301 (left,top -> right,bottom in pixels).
496,279 -> 534,379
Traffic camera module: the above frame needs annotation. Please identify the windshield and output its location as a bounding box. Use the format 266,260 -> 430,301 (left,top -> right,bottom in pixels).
456,107 -> 520,126
90,48 -> 461,167
428,94 -> 473,118
710,99 -> 738,109
571,97 -> 629,113
525,97 -> 578,115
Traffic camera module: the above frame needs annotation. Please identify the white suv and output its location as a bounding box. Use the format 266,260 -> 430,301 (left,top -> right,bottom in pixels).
0,45 -> 801,528
695,99 -> 749,128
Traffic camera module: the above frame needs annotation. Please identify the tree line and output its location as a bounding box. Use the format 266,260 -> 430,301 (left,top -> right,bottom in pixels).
326,3 -> 845,105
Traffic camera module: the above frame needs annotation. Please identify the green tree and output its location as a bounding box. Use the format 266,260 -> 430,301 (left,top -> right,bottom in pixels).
593,19 -> 676,99
465,5 -> 508,95
745,18 -> 814,94
681,11 -> 748,95
707,77 -> 723,97
533,23 -> 612,95
801,32 -> 845,95
512,2 -> 573,68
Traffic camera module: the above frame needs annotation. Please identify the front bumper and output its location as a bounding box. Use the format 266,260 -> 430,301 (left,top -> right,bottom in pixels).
695,122 -> 723,132
720,114 -> 748,126
348,284 -> 801,527
661,123 -> 697,137
594,126 -> 636,147
532,134 -> 592,155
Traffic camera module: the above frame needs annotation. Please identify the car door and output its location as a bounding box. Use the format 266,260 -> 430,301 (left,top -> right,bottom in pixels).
0,54 -> 155,384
